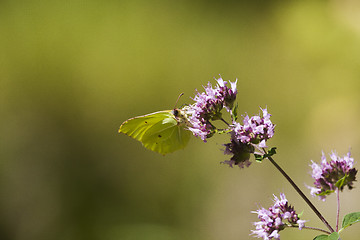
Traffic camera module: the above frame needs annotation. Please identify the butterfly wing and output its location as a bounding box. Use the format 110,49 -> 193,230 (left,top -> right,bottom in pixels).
119,111 -> 191,154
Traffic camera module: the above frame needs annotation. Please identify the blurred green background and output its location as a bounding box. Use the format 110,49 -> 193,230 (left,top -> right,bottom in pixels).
1,0 -> 360,239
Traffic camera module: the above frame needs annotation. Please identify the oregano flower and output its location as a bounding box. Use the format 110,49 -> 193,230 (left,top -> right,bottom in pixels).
251,193 -> 306,240
233,107 -> 275,147
222,107 -> 275,168
309,150 -> 357,201
185,77 -> 237,142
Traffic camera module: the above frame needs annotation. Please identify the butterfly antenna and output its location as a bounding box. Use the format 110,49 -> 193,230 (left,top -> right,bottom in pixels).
174,92 -> 184,109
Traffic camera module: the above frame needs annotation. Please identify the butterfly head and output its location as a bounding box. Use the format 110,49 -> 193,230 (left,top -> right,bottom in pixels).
172,108 -> 179,117
172,108 -> 189,126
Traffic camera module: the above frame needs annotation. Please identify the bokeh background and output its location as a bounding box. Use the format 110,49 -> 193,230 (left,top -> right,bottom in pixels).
1,1 -> 360,239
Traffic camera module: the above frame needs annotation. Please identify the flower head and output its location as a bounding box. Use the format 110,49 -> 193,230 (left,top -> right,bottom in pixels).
233,107 -> 275,146
309,150 -> 357,200
185,77 -> 237,142
222,107 -> 275,167
221,133 -> 254,168
251,193 -> 306,240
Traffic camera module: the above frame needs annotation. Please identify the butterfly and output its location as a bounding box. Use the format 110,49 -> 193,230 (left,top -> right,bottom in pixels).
119,108 -> 191,155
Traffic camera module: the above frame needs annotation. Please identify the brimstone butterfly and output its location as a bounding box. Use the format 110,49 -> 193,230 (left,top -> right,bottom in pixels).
119,108 -> 191,155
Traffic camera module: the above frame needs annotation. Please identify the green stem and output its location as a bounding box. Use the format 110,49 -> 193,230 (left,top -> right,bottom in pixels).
266,154 -> 335,233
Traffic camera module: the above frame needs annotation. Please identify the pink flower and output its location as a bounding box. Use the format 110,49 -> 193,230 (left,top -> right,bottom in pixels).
251,193 -> 306,240
309,150 -> 357,200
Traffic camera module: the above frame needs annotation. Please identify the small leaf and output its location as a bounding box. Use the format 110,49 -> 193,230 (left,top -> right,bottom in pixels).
232,103 -> 238,121
313,232 -> 340,240
211,111 -> 222,121
254,147 -> 277,162
328,232 -> 339,240
341,212 -> 360,230
267,147 -> 277,156
313,235 -> 329,240
316,190 -> 335,196
215,129 -> 232,134
254,154 -> 264,162
335,175 -> 347,189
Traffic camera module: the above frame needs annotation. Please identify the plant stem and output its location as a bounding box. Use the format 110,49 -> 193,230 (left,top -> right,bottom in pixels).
220,118 -> 230,126
288,225 -> 331,235
266,155 -> 335,233
336,188 -> 340,232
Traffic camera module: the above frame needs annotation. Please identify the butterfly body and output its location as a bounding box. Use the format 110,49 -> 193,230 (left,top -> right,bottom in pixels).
119,109 -> 191,154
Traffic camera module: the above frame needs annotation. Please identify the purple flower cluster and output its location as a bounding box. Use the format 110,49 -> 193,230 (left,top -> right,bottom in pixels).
309,150 -> 357,201
251,193 -> 306,240
222,107 -> 275,168
184,77 -> 275,168
185,77 -> 237,141
222,133 -> 254,168
233,107 -> 275,148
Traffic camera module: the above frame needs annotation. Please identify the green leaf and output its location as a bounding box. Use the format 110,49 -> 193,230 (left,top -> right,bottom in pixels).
254,154 -> 264,162
335,175 -> 347,189
254,147 -> 277,162
313,235 -> 329,240
215,129 -> 232,134
211,111 -> 222,121
341,212 -> 360,231
328,232 -> 339,240
313,232 -> 339,240
316,190 -> 335,196
231,103 -> 238,121
268,147 -> 277,156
